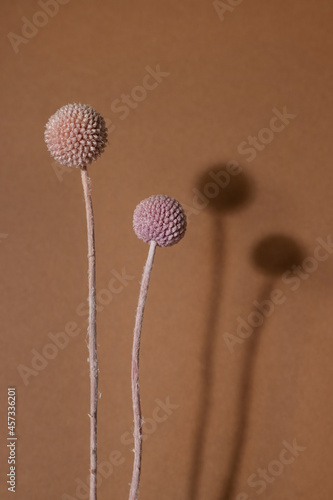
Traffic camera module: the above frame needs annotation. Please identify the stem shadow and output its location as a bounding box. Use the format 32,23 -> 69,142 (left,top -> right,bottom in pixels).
188,164 -> 254,500
219,234 -> 305,500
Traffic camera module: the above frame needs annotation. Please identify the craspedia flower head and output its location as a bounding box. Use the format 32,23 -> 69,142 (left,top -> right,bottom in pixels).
133,195 -> 187,247
44,103 -> 108,167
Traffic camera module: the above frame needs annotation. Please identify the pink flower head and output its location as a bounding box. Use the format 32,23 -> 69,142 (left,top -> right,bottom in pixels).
44,103 -> 108,167
133,195 -> 187,247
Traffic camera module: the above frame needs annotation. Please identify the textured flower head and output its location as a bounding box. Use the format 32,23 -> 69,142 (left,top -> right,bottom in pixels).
44,103 -> 108,167
133,195 -> 187,247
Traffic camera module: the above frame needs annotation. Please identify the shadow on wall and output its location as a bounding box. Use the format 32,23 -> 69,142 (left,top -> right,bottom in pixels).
252,235 -> 305,276
186,162 -> 306,500
219,234 -> 305,500
188,163 -> 255,500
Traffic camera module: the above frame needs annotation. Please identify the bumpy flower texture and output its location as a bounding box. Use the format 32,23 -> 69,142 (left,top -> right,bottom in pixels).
44,103 -> 108,167
133,195 -> 187,247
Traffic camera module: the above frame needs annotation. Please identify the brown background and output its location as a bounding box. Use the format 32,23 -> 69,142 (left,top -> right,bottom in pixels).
1,0 -> 333,499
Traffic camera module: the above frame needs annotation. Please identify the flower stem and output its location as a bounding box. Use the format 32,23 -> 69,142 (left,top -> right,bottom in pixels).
129,240 -> 157,500
80,166 -> 98,500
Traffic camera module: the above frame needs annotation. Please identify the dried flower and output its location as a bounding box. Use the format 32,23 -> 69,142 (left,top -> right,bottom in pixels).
130,194 -> 186,500
133,195 -> 187,247
44,103 -> 107,167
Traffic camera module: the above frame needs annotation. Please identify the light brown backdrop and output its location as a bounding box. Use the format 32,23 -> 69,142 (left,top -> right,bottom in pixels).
1,0 -> 333,499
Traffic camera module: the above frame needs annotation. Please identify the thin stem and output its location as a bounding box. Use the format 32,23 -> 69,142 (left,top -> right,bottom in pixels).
129,240 -> 157,500
80,166 -> 98,500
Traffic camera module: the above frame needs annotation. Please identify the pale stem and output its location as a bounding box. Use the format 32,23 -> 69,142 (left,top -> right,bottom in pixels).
80,166 -> 98,500
129,240 -> 157,500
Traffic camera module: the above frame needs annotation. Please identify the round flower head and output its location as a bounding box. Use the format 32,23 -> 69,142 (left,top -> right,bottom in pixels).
133,195 -> 187,247
44,103 -> 107,167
